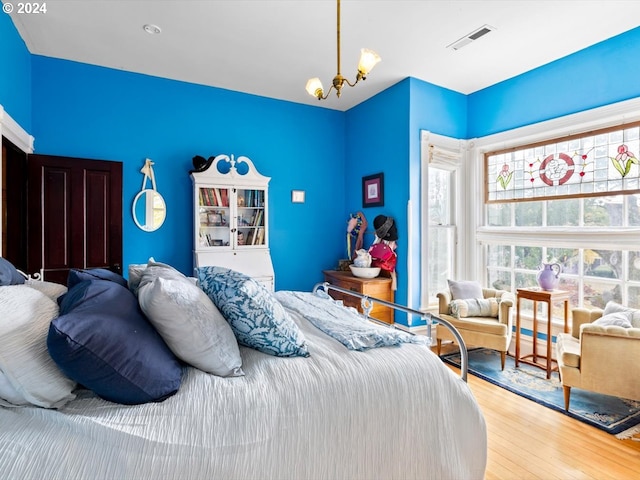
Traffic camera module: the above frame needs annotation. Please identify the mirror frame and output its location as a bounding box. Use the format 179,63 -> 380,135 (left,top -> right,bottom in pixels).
132,188 -> 166,232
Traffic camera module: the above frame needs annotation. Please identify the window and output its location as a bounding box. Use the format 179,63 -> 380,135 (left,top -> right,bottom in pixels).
481,119 -> 640,311
485,194 -> 640,309
420,132 -> 464,309
427,166 -> 455,304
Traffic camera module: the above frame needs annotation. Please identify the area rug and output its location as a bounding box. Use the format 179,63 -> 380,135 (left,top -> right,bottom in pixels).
442,348 -> 640,439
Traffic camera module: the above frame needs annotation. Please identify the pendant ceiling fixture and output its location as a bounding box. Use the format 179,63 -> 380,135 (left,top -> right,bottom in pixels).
305,0 -> 381,101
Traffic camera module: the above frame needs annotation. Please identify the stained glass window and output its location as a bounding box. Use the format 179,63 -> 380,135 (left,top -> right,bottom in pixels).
485,122 -> 640,203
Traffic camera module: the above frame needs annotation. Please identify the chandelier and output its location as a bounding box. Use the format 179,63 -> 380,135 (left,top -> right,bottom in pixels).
305,0 -> 381,100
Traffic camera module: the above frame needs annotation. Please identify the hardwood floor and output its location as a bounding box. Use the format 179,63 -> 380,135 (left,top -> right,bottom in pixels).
442,356 -> 640,479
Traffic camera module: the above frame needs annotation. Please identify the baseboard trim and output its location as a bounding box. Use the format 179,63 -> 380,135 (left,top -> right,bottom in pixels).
394,323 -> 432,336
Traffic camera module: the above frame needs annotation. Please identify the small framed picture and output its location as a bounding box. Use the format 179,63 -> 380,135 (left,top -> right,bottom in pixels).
362,172 -> 384,208
208,212 -> 222,226
291,190 -> 306,203
212,239 -> 224,246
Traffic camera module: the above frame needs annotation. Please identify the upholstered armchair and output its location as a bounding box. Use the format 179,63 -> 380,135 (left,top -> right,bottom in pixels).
436,288 -> 515,370
556,305 -> 640,411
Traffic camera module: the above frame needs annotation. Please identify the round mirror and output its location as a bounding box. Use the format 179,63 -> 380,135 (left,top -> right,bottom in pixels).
132,189 -> 166,232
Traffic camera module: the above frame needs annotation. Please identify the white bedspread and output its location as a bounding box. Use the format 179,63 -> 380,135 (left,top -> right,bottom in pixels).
0,299 -> 487,480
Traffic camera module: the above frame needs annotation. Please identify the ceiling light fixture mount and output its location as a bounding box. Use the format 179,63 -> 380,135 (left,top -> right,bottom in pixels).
143,24 -> 162,35
305,0 -> 381,101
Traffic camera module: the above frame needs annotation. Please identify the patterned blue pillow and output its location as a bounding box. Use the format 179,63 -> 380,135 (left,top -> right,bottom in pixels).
196,267 -> 309,357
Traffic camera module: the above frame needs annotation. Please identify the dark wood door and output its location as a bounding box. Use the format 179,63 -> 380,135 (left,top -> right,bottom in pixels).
1,138 -> 28,271
27,154 -> 122,284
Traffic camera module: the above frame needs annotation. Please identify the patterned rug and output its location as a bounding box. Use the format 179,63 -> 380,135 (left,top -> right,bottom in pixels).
442,348 -> 640,438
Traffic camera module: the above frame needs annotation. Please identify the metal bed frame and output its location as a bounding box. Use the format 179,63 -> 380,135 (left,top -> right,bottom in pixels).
313,281 -> 468,382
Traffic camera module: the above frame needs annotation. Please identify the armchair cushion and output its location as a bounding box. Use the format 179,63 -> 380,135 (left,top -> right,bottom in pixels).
556,333 -> 580,368
450,297 -> 499,318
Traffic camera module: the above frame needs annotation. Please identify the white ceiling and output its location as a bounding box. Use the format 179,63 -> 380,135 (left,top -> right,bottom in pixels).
7,0 -> 640,111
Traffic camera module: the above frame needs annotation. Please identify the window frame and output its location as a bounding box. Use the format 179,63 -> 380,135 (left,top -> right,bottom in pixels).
420,131 -> 465,310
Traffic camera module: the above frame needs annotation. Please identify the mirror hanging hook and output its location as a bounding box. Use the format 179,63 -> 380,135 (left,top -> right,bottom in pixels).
140,158 -> 157,191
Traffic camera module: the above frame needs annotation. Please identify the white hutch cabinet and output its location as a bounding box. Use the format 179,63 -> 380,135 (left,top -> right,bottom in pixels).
190,154 -> 274,290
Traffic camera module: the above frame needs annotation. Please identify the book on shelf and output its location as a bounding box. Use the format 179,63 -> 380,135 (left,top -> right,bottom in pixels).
245,229 -> 254,245
200,188 -> 227,207
213,188 -> 222,206
201,188 -> 212,206
252,209 -> 263,227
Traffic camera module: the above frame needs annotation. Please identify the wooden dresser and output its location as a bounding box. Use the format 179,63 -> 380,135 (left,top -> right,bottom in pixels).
322,270 -> 394,324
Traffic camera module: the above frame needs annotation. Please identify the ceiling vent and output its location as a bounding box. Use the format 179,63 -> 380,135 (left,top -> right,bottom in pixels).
446,24 -> 495,51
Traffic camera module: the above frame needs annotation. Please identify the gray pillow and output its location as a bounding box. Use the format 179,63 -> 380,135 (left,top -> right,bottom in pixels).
448,279 -> 483,300
127,262 -> 148,297
25,280 -> 68,301
137,262 -> 243,377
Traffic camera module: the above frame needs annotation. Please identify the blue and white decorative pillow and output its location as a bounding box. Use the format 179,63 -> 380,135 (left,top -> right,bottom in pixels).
196,266 -> 309,357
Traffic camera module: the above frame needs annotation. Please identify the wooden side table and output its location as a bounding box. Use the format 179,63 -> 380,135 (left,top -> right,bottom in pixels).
515,288 -> 570,379
322,270 -> 394,324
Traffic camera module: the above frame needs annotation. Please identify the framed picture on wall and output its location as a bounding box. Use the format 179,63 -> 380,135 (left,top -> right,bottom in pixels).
362,172 -> 384,208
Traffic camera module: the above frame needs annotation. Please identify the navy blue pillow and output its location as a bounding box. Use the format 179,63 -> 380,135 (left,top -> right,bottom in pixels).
48,279 -> 182,405
67,268 -> 128,289
0,257 -> 25,286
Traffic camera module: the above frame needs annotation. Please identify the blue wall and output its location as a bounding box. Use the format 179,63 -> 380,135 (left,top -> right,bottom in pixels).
345,80 -> 411,321
30,56 -> 346,292
468,26 -> 640,138
0,12 -> 31,130
344,78 -> 467,324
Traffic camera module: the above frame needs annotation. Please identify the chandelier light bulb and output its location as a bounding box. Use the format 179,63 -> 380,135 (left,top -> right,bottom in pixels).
358,49 -> 381,77
305,77 -> 324,99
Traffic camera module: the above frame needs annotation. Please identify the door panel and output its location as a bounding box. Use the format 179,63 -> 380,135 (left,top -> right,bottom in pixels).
41,166 -> 72,283
28,154 -> 122,283
85,170 -> 109,268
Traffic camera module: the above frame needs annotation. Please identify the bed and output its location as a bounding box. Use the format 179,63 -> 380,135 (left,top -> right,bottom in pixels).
0,260 -> 486,480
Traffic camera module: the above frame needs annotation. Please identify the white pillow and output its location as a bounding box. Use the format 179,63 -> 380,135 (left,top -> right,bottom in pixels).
603,301 -> 640,328
0,285 -> 76,408
449,297 -> 499,318
25,279 -> 68,301
128,259 -> 152,297
0,371 -> 25,406
592,312 -> 633,328
448,279 -> 483,300
137,262 -> 244,377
